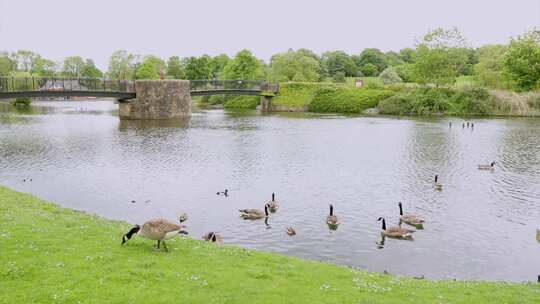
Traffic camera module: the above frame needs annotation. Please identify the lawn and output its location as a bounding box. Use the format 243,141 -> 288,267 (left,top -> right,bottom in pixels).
1,186 -> 538,303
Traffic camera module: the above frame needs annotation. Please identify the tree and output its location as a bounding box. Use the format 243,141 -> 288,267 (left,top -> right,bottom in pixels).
269,49 -> 320,82
62,56 -> 85,77
183,55 -> 212,80
135,56 -> 166,79
167,56 -> 184,79
210,54 -> 231,78
474,45 -> 509,89
81,59 -> 103,78
13,50 -> 38,72
503,30 -> 540,91
332,71 -> 346,83
222,50 -> 262,80
107,50 -> 139,80
32,57 -> 57,77
356,48 -> 388,76
379,67 -> 403,84
321,51 -> 357,78
0,55 -> 15,76
411,28 -> 471,86
399,48 -> 416,63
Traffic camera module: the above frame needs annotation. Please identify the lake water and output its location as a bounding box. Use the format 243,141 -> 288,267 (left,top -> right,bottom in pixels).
1,100 -> 539,282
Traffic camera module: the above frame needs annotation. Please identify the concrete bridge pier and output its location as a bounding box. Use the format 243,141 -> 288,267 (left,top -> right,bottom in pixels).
260,95 -> 273,112
119,80 -> 191,120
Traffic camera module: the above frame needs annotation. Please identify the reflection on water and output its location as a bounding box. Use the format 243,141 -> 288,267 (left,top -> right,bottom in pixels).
0,100 -> 539,282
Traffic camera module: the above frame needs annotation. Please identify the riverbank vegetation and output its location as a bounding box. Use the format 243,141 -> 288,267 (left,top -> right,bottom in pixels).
1,186 -> 538,303
1,27 -> 539,115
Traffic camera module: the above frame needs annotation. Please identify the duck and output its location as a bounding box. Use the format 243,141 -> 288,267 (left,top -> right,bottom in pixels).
179,213 -> 189,223
326,204 -> 340,228
266,193 -> 279,212
121,218 -> 188,251
398,202 -> 425,227
377,217 -> 414,239
433,175 -> 443,191
202,232 -> 224,245
478,161 -> 495,170
216,189 -> 229,196
239,204 -> 269,220
286,227 -> 296,236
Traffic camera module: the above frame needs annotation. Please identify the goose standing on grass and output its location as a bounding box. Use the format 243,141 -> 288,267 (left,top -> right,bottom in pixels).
239,205 -> 269,220
398,202 -> 425,227
326,204 -> 340,230
121,218 -> 188,252
478,161 -> 496,170
202,232 -> 224,245
266,193 -> 279,213
433,175 -> 443,191
377,217 -> 415,239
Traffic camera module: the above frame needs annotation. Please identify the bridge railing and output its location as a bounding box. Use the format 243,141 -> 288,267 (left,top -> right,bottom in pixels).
0,77 -> 135,93
190,80 -> 278,93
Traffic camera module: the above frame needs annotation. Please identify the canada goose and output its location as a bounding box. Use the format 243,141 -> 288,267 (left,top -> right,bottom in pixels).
377,217 -> 414,238
326,204 -> 340,229
433,175 -> 443,191
202,232 -> 224,245
536,229 -> 540,243
286,227 -> 296,236
179,213 -> 189,223
121,218 -> 188,251
398,202 -> 425,226
239,205 -> 269,220
478,161 -> 495,170
266,193 -> 279,212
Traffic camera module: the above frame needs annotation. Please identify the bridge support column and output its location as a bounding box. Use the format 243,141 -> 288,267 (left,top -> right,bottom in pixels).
119,80 -> 191,120
260,95 -> 273,112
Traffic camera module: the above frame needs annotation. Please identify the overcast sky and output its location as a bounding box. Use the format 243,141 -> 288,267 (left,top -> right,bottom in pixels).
1,0 -> 539,69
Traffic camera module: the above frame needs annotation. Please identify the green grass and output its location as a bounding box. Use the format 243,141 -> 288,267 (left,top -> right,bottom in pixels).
346,77 -> 385,89
223,96 -> 260,110
309,87 -> 395,113
1,186 -> 538,303
272,82 -> 344,107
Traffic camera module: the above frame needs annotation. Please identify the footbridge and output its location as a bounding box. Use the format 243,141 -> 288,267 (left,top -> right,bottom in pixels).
0,77 -> 279,119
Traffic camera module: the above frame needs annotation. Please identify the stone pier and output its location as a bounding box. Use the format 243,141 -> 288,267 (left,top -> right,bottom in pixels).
119,80 -> 191,120
260,95 -> 273,112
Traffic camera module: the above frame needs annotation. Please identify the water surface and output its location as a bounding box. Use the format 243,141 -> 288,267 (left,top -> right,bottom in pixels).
1,100 -> 539,281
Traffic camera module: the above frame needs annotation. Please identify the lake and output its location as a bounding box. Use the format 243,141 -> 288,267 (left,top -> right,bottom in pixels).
0,100 -> 539,281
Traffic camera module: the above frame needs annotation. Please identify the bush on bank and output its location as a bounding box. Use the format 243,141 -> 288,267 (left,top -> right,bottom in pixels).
309,87 -> 395,113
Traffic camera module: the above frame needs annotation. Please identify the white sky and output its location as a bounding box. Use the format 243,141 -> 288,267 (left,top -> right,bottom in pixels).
1,0 -> 539,69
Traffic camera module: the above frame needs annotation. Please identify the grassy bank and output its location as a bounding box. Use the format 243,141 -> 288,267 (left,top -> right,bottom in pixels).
272,81 -> 540,116
1,186 -> 538,303
272,82 -> 394,113
197,95 -> 260,110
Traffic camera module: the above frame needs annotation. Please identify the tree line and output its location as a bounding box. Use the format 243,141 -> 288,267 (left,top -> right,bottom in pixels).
0,28 -> 538,91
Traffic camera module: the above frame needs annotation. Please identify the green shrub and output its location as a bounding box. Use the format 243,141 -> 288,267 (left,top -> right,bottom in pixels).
223,96 -> 260,109
308,87 -> 394,113
332,72 -> 346,83
447,87 -> 494,115
379,67 -> 403,85
12,97 -> 32,107
378,94 -> 416,115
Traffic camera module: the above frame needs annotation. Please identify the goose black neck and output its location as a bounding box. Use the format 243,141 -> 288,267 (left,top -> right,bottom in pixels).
435,175 -> 438,183
330,205 -> 334,216
126,225 -> 140,239
272,193 -> 275,201
399,203 -> 403,216
264,205 -> 269,216
381,218 -> 386,230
